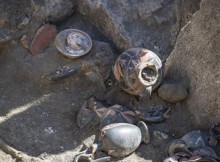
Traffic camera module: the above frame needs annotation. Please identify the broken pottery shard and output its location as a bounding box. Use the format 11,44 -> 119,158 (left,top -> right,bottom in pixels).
181,130 -> 211,149
138,106 -> 171,124
76,98 -> 136,129
193,146 -> 220,161
166,139 -> 189,156
30,24 -> 57,55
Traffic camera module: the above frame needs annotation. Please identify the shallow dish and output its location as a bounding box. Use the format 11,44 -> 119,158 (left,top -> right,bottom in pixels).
55,29 -> 92,58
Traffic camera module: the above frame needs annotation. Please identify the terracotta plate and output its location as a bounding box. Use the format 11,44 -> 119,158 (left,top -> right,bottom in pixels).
55,29 -> 92,58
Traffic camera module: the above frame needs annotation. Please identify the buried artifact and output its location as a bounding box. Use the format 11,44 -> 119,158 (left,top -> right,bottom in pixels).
164,130 -> 220,162
55,29 -> 92,58
76,97 -> 171,129
181,130 -> 214,149
113,48 -> 163,97
74,122 -> 150,161
76,97 -> 136,129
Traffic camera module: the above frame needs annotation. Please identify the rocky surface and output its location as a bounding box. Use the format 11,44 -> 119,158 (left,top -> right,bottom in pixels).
0,0 -> 75,51
31,0 -> 75,23
77,0 -> 201,59
165,0 -> 220,128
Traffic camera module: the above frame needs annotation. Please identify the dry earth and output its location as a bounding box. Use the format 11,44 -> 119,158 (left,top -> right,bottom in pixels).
0,0 -> 219,162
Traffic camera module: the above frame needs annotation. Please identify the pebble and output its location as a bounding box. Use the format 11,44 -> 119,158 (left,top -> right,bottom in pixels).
153,131 -> 169,140
20,35 -> 29,49
0,28 -> 11,44
17,17 -> 29,29
157,82 -> 188,103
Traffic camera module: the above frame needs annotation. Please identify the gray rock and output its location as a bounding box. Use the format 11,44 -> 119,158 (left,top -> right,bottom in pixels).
0,1 -> 34,41
0,0 -> 75,45
77,0 -> 183,58
157,82 -> 188,103
31,0 -> 75,23
0,28 -> 11,44
180,0 -> 201,26
165,0 -> 220,128
17,17 -> 30,30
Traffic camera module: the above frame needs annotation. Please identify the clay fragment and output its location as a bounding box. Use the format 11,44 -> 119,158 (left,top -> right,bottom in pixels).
30,24 -> 57,55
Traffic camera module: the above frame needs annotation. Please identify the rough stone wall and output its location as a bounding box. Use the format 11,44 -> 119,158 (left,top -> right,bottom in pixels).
0,0 -> 75,46
77,0 -> 182,58
165,0 -> 220,128
0,0 -> 201,59
77,0 -> 201,59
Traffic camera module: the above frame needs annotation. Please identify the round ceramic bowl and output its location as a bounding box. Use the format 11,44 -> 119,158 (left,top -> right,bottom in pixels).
55,29 -> 92,58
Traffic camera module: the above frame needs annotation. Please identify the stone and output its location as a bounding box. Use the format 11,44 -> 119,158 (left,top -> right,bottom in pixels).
180,0 -> 201,26
164,0 -> 220,128
0,28 -> 12,44
157,82 -> 188,103
31,0 -> 75,23
0,0 -> 75,48
77,0 -> 181,58
17,17 -> 30,29
30,24 -> 57,55
0,12 -> 9,27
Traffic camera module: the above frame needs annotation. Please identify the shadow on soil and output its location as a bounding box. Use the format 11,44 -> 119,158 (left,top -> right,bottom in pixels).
0,12 -> 206,162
